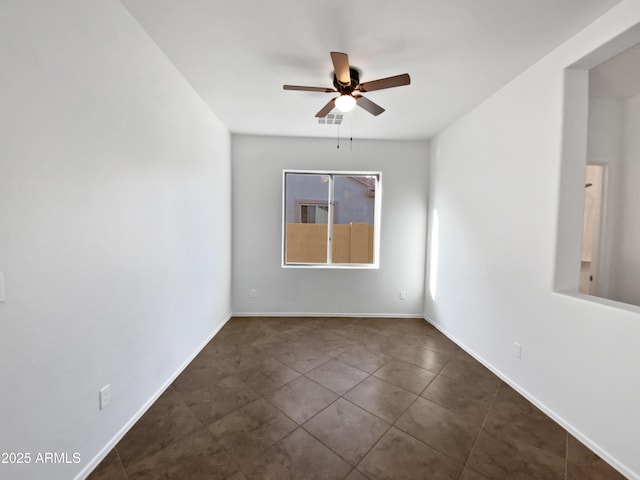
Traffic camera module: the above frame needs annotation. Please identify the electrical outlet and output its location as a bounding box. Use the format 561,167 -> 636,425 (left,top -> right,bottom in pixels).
250,289 -> 257,298
513,342 -> 522,359
99,385 -> 111,410
399,291 -> 406,300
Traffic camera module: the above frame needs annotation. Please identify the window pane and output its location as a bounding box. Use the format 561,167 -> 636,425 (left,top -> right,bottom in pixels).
285,173 -> 329,263
332,175 -> 376,264
283,171 -> 379,267
315,205 -> 329,224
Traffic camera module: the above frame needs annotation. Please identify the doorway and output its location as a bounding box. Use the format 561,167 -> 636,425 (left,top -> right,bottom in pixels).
579,164 -> 604,294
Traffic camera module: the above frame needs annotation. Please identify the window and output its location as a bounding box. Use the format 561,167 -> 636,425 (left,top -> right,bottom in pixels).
300,204 -> 329,224
282,170 -> 381,268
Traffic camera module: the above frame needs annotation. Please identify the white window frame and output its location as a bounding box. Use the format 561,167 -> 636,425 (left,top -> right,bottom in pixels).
282,170 -> 382,269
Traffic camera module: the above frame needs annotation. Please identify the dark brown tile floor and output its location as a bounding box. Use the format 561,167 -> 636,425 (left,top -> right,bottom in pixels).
88,317 -> 626,480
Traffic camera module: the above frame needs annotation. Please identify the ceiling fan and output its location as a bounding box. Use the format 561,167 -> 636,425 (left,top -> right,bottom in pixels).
283,52 -> 410,118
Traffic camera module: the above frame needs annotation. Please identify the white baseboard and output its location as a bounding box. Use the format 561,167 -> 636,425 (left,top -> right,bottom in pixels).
232,311 -> 424,318
75,313 -> 233,480
422,316 -> 636,480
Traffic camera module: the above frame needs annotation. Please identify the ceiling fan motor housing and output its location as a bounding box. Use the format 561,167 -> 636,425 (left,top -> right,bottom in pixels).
333,67 -> 360,93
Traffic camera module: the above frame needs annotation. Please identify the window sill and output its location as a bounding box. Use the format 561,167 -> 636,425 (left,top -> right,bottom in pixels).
282,263 -> 379,270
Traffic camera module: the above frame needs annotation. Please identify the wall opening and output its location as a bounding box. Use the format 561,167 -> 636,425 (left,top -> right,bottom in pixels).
557,23 -> 640,309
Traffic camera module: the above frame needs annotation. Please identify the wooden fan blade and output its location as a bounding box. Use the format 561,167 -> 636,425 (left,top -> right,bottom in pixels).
315,98 -> 337,117
283,85 -> 337,93
355,95 -> 385,116
330,52 -> 351,85
358,73 -> 410,92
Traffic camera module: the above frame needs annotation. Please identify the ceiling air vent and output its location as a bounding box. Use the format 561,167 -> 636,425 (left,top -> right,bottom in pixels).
318,113 -> 343,125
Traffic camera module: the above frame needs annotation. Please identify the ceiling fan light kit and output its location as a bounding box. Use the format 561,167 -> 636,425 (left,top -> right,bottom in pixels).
283,51 -> 410,118
334,94 -> 356,112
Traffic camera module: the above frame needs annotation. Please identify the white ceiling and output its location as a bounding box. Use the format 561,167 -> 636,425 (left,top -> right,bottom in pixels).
121,0 -> 621,140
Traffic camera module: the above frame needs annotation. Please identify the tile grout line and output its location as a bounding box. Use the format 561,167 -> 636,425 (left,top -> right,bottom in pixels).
456,377 -> 503,479
174,369 -> 260,433
118,386 -> 210,470
230,321 -> 392,477
346,372 -> 433,478
290,327 -> 462,477
113,447 -> 130,480
208,373 -> 300,476
382,356 -> 481,475
297,363 -> 423,478
564,431 -> 569,480
236,426 -> 304,479
202,425 -> 246,478
298,400 -> 370,473
181,344 -> 304,476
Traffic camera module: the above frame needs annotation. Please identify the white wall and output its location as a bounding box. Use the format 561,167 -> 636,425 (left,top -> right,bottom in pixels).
425,2 -> 640,478
586,92 -> 640,306
613,93 -> 640,304
586,97 -> 624,299
232,135 -> 429,317
0,2 -> 231,479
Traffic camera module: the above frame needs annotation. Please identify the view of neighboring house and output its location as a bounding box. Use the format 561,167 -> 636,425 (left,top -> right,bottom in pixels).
284,173 -> 376,225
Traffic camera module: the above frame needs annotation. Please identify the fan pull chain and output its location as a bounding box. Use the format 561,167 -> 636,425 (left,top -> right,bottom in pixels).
337,124 -> 340,149
350,117 -> 353,151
